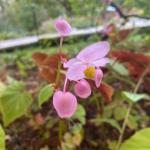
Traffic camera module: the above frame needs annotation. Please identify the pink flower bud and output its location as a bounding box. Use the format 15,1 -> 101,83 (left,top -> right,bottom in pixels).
74,79 -> 91,99
53,91 -> 77,118
54,19 -> 72,36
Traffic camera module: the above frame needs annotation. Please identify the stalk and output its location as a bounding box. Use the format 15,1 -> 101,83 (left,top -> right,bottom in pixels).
115,66 -> 149,150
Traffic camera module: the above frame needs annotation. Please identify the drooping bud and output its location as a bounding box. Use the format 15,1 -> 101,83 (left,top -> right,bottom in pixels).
53,91 -> 77,118
74,79 -> 91,99
54,19 -> 72,36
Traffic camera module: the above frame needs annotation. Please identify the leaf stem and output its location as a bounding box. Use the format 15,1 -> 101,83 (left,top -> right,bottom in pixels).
115,66 -> 149,150
115,102 -> 132,150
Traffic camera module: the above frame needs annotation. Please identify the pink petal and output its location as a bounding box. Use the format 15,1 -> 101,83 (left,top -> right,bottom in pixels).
95,69 -> 103,88
53,91 -> 77,118
74,79 -> 91,99
92,57 -> 110,67
54,19 -> 72,36
66,63 -> 86,81
63,58 -> 79,68
77,41 -> 110,63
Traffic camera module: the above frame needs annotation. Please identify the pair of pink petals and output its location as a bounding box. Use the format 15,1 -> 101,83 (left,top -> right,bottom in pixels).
53,91 -> 77,118
53,69 -> 104,119
68,69 -> 103,99
74,71 -> 103,98
75,79 -> 91,98
64,41 -> 110,88
53,79 -> 91,118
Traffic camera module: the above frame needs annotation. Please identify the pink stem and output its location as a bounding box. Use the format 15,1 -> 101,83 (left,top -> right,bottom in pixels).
59,36 -> 64,53
63,76 -> 68,92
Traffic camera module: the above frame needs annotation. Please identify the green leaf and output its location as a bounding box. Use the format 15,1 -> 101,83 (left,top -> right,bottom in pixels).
71,104 -> 86,125
120,128 -> 150,150
72,123 -> 82,134
16,61 -> 27,77
0,82 -> 6,97
110,60 -> 129,76
0,81 -> 32,126
0,125 -> 5,150
122,91 -> 150,103
127,115 -> 138,130
38,84 -> 54,107
103,119 -> 121,133
114,107 -> 127,121
91,118 -> 121,133
108,141 -> 117,150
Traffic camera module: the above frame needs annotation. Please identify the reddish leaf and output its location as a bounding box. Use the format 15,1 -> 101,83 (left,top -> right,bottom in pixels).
32,52 -> 48,66
106,24 -> 131,42
110,51 -> 150,79
110,51 -> 150,64
39,67 -> 56,83
118,29 -> 131,41
98,83 -> 114,103
32,52 -> 68,83
127,62 -> 145,78
0,69 -> 7,82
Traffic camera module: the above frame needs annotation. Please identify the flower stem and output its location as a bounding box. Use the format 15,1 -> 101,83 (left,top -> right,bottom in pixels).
115,66 -> 149,150
59,119 -> 64,142
63,76 -> 68,92
55,37 -> 64,86
115,103 -> 132,150
57,37 -> 65,143
59,36 -> 64,53
55,61 -> 61,86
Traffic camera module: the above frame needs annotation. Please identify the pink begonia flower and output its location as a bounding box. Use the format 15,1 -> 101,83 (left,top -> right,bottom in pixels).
64,41 -> 110,88
74,79 -> 91,99
53,90 -> 77,118
54,19 -> 72,36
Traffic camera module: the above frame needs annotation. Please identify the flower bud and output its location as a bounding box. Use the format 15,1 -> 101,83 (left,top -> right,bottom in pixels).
54,19 -> 72,36
53,91 -> 77,118
74,79 -> 91,99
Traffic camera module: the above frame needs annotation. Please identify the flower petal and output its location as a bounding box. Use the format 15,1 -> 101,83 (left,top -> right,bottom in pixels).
77,41 -> 110,62
74,79 -> 91,99
54,19 -> 72,36
95,69 -> 103,88
92,57 -> 110,67
53,91 -> 77,118
63,58 -> 79,68
66,63 -> 86,81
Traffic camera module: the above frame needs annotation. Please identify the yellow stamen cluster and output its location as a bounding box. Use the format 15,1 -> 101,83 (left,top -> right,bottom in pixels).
84,66 -> 96,79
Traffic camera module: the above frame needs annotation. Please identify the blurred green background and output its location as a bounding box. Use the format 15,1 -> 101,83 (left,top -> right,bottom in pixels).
0,0 -> 149,40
